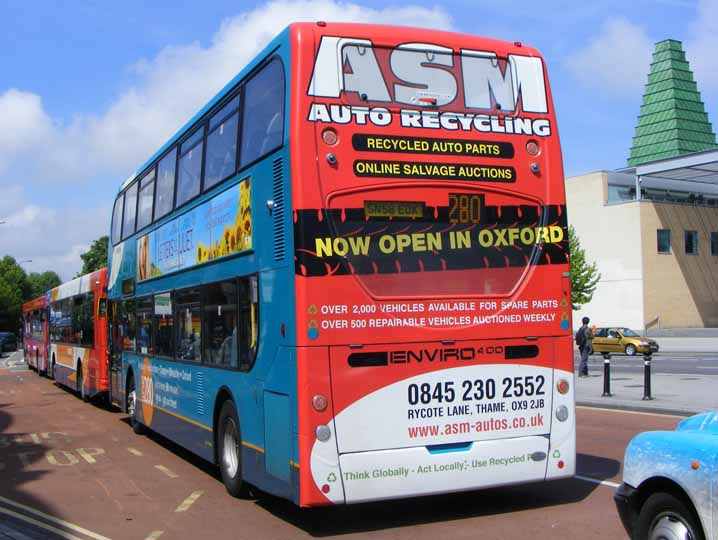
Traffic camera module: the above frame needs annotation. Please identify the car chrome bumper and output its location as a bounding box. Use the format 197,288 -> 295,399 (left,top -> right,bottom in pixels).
614,482 -> 638,537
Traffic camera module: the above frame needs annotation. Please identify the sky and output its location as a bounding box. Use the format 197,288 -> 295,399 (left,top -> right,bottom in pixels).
0,0 -> 715,280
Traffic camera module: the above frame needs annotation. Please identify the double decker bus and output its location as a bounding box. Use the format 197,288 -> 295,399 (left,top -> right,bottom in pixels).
107,22 -> 574,507
22,296 -> 48,373
47,267 -> 109,400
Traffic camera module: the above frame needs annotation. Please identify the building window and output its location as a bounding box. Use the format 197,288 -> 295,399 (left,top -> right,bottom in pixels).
685,230 -> 698,255
712,232 -> 718,256
657,229 -> 671,253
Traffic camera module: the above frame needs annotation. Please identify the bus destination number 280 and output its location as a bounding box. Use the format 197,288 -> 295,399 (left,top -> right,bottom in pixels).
407,375 -> 545,405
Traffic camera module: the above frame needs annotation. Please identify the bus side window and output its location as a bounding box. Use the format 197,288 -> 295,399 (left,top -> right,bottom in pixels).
136,297 -> 153,355
240,58 -> 285,167
121,300 -> 137,352
175,288 -> 201,363
202,281 -> 238,368
153,293 -> 174,358
238,275 -> 259,370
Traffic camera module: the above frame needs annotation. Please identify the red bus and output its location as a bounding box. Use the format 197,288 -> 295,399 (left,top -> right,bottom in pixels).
22,296 -> 48,373
48,267 -> 109,400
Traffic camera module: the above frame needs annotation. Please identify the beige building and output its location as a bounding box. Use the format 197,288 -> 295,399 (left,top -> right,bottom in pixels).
567,151 -> 718,330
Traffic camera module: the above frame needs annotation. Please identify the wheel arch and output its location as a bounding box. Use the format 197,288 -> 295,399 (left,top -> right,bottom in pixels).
213,386 -> 238,465
634,476 -> 706,538
124,366 -> 136,412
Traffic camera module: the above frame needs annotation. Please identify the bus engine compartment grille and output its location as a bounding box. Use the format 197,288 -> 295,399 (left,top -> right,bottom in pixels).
272,157 -> 286,261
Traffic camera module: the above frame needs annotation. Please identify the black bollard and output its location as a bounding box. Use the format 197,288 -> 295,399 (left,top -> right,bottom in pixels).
643,356 -> 653,400
602,355 -> 612,397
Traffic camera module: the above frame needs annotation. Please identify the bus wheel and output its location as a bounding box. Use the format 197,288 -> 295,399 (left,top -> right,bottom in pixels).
217,400 -> 249,498
127,376 -> 145,435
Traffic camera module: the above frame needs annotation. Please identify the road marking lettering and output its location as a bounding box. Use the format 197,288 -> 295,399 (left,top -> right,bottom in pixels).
127,447 -> 143,456
174,490 -> 204,513
575,474 -> 620,489
155,465 -> 179,478
77,448 -> 105,464
0,495 -> 112,540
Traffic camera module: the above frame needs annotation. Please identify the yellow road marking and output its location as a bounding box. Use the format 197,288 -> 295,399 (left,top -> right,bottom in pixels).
0,495 -> 112,540
155,465 -> 179,478
127,447 -> 143,456
174,490 -> 204,513
144,531 -> 164,540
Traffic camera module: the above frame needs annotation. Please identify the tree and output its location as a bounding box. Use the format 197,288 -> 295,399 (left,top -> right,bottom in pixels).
77,236 -> 109,276
568,225 -> 601,310
27,271 -> 62,299
0,256 -> 30,332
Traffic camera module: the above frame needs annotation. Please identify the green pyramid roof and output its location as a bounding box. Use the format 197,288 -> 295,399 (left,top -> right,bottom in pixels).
628,39 -> 717,167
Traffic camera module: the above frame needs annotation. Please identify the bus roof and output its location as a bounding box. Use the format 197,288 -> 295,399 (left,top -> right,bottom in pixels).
48,267 -> 107,303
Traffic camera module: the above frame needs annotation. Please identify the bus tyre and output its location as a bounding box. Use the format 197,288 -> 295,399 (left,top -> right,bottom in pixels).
127,376 -> 145,435
635,492 -> 704,540
218,401 -> 249,498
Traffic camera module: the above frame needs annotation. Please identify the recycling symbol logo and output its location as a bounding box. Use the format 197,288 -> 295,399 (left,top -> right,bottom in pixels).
307,304 -> 318,315
327,473 -> 337,483
552,450 -> 561,459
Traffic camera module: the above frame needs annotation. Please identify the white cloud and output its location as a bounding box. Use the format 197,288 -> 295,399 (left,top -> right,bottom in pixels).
685,0 -> 718,92
0,185 -> 108,281
0,89 -> 53,172
565,17 -> 653,97
0,0 -> 451,278
1,1 -> 452,183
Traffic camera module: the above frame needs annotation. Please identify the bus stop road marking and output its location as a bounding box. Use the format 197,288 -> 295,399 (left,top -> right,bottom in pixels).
0,495 -> 112,540
574,474 -> 620,489
143,531 -> 164,540
174,491 -> 204,513
154,465 -> 178,478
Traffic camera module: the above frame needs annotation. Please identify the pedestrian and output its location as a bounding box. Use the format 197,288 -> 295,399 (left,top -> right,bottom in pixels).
575,316 -> 593,377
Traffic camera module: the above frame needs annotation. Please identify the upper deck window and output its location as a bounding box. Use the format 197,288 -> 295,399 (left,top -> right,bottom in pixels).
204,96 -> 239,190
155,148 -> 177,219
137,168 -> 156,231
177,127 -> 204,207
240,58 -> 285,167
111,195 -> 124,245
122,182 -> 138,240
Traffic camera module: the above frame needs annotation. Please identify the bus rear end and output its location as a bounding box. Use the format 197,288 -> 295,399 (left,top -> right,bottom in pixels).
290,22 -> 574,506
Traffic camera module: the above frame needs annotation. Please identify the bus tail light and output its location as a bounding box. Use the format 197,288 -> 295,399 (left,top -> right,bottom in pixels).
526,140 -> 540,156
556,379 -> 570,395
322,128 -> 338,146
312,393 -> 328,412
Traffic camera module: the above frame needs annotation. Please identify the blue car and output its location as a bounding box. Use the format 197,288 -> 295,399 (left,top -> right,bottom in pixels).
615,412 -> 717,540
